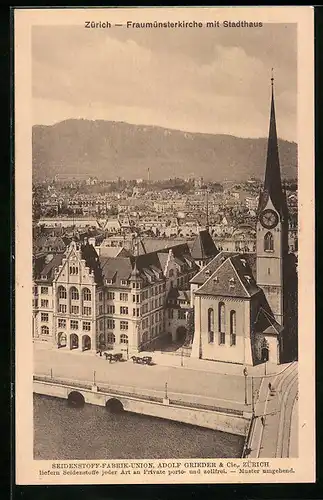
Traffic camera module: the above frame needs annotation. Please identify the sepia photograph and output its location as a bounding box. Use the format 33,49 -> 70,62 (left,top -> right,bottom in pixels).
15,7 -> 315,485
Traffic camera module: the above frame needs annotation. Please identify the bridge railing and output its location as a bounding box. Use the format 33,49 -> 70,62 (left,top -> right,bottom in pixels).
33,374 -> 243,416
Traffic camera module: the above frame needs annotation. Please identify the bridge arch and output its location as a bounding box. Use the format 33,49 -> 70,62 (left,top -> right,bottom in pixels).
68,391 -> 85,407
105,398 -> 124,413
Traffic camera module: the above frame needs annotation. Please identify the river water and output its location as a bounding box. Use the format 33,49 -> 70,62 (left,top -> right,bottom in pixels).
34,395 -> 244,460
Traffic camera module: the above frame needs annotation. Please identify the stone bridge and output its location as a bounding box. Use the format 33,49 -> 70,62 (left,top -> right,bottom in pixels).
33,375 -> 250,438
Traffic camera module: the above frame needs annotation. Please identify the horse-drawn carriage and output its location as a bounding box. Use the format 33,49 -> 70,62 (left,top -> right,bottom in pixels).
131,355 -> 153,366
103,352 -> 123,362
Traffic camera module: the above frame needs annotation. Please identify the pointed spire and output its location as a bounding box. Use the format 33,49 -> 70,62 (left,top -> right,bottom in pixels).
258,72 -> 288,218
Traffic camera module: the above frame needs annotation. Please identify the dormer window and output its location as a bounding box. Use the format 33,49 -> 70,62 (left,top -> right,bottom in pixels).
244,275 -> 251,284
241,259 -> 246,267
106,279 -> 113,285
213,276 -> 219,284
229,278 -> 236,288
121,280 -> 128,286
205,270 -> 211,277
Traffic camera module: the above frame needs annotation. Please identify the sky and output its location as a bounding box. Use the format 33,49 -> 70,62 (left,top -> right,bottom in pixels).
32,24 -> 297,142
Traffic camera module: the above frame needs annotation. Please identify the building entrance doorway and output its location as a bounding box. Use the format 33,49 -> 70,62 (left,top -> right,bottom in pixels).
82,335 -> 91,351
70,333 -> 79,350
176,326 -> 187,343
57,332 -> 67,348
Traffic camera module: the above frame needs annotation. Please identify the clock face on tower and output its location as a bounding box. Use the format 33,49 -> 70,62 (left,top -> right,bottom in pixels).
260,209 -> 279,229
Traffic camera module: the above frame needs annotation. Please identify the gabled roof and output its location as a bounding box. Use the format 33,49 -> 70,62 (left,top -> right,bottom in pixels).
35,254 -> 64,283
195,254 -> 260,299
191,230 -> 219,260
253,307 -> 284,335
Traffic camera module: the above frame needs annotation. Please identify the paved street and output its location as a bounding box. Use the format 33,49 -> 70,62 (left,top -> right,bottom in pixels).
34,343 -> 263,411
247,362 -> 298,458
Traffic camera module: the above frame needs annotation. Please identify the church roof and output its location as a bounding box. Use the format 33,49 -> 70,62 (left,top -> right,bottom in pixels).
190,251 -> 256,285
253,307 -> 284,335
195,253 -> 260,299
257,80 -> 289,219
191,230 -> 219,260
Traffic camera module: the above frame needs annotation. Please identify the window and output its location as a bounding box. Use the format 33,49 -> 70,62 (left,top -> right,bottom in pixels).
264,232 -> 274,251
219,332 -> 225,345
107,292 -> 115,300
136,295 -> 140,303
41,312 -> 49,322
178,310 -> 186,320
107,305 -> 115,314
71,305 -> 79,315
41,299 -> 49,308
120,293 -> 128,301
99,291 -> 103,301
83,306 -> 91,316
70,320 -> 78,330
107,333 -> 115,344
99,319 -> 104,331
136,308 -> 140,317
82,321 -> 91,331
69,265 -> 78,275
208,331 -> 214,343
168,309 -> 174,319
107,319 -> 115,329
121,280 -> 128,286
41,286 -> 48,295
58,304 -> 67,313
57,318 -> 66,328
120,321 -> 128,330
82,288 -> 91,301
169,269 -> 174,278
58,286 -> 67,299
99,305 -> 103,315
133,308 -> 136,317
41,325 -> 49,335
208,308 -> 214,332
230,310 -> 237,346
120,334 -> 128,344
132,295 -> 136,302
267,267 -> 271,275
218,302 -> 225,332
120,306 -> 128,315
70,287 -> 79,300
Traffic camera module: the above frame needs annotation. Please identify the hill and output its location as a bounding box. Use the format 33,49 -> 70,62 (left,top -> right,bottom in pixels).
32,119 -> 297,182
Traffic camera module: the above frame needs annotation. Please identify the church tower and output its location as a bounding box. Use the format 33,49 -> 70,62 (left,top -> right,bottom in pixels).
256,74 -> 289,326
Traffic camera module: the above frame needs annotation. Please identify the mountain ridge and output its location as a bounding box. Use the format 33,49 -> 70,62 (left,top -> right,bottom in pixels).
32,119 -> 298,182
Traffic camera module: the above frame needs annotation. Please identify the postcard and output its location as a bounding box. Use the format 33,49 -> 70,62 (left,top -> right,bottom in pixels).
14,6 -> 315,485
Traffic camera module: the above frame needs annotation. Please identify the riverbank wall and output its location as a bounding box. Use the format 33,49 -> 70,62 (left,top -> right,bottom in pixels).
33,378 -> 251,438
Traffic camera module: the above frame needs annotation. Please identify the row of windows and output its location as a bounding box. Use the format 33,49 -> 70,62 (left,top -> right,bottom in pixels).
207,305 -> 236,335
57,318 -> 91,331
98,333 -> 128,344
56,305 -> 92,315
58,286 -> 92,301
208,331 -> 236,346
168,309 -> 186,320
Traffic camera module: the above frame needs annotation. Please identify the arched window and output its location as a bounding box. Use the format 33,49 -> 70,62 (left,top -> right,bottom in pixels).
218,302 -> 226,344
70,287 -> 79,301
264,232 -> 274,251
58,286 -> 67,299
208,308 -> 214,344
230,310 -> 236,346
41,325 -> 49,335
82,288 -> 91,301
208,308 -> 214,331
120,334 -> 128,344
107,333 -> 115,344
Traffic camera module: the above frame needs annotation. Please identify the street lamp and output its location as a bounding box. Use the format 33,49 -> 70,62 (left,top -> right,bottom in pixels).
165,382 -> 168,399
243,367 -> 248,405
